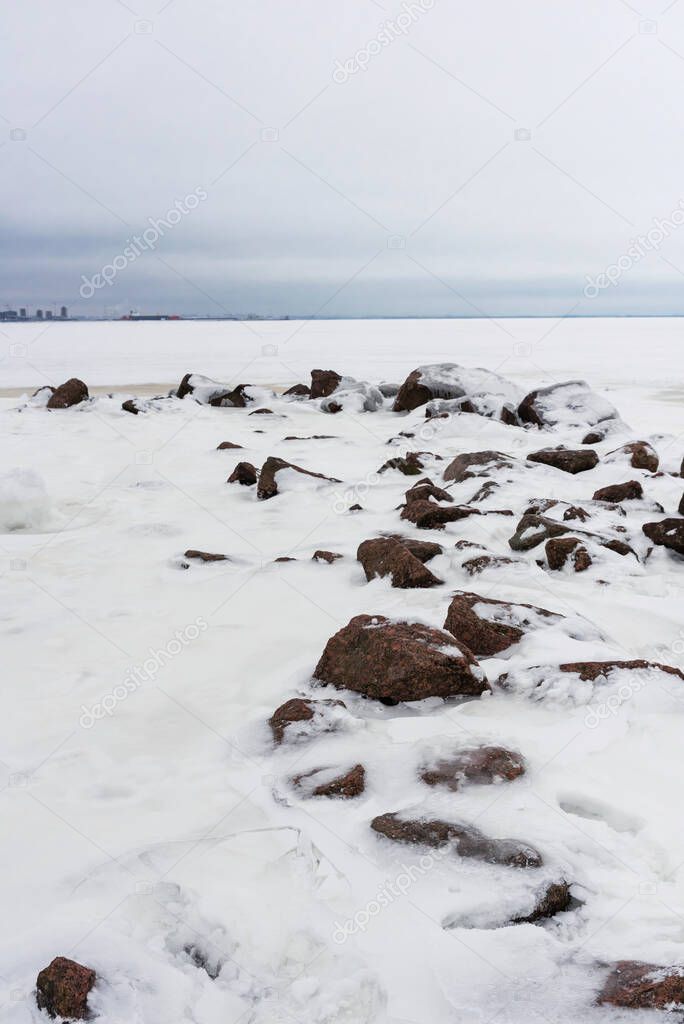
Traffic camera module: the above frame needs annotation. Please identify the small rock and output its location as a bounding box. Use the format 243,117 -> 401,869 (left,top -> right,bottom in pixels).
384,535 -> 443,562
312,550 -> 343,564
249,407 -> 274,415
643,518 -> 684,556
121,399 -> 140,415
36,957 -> 96,1020
546,537 -> 592,572
314,614 -> 488,703
370,813 -> 542,868
559,659 -> 684,682
184,549 -> 228,562
310,369 -> 342,399
217,441 -> 243,450
274,556 -> 296,562
509,513 -> 570,551
228,461 -> 258,486
511,881 -> 574,924
443,451 -> 512,483
283,383 -> 310,397
420,746 -> 525,790
357,537 -> 442,589
597,961 -> 684,1010
401,500 -> 482,530
46,378 -> 89,410
291,763 -> 365,798
593,480 -> 643,502
527,447 -> 599,474
443,592 -> 557,656
405,479 -> 453,504
462,554 -> 517,575
606,441 -> 659,473
378,452 -> 427,476
269,697 -> 346,745
257,456 -> 340,500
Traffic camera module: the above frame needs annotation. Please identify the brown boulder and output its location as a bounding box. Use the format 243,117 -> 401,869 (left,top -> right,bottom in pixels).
400,500 -> 482,530
312,550 -> 343,564
256,457 -> 340,500
249,407 -> 274,415
597,961 -> 684,1010
46,378 -> 89,409
559,660 -> 684,682
443,592 -> 557,657
643,518 -> 684,556
405,479 -> 453,504
443,451 -> 512,483
545,537 -> 592,572
217,441 -> 243,450
384,535 -> 443,562
121,399 -> 140,415
392,369 -> 434,412
462,554 -> 517,575
511,881 -> 573,924
314,614 -> 488,703
509,513 -> 570,551
378,452 -> 427,476
607,441 -> 659,473
291,763 -> 365,798
593,480 -> 643,502
283,383 -> 311,397
527,447 -> 599,474
228,461 -> 258,486
357,538 -> 442,589
310,369 -> 342,400
184,549 -> 228,562
36,957 -> 96,1020
420,746 -> 525,790
370,813 -> 542,868
269,697 -> 346,745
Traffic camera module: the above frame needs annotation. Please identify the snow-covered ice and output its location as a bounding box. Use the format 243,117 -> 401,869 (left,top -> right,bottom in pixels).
1,317 -> 683,1024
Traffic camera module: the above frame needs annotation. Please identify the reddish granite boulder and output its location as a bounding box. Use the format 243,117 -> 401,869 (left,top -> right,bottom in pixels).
527,447 -> 599,474
184,549 -> 228,562
443,592 -> 558,657
314,614 -> 488,703
546,537 -> 592,572
310,369 -> 342,400
291,763 -> 365,798
593,480 -> 643,502
509,514 -> 570,551
597,961 -> 684,1010
607,441 -> 659,473
357,537 -> 442,589
257,457 -> 339,500
36,957 -> 96,1020
443,451 -> 512,484
269,697 -> 346,745
643,518 -> 684,556
228,461 -> 258,486
46,378 -> 89,410
401,500 -> 483,530
312,550 -> 343,564
405,479 -> 453,504
283,383 -> 311,397
217,441 -> 243,450
370,813 -> 542,868
420,746 -> 525,790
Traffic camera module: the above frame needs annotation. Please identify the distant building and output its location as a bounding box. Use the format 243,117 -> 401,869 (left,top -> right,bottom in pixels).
45,310 -> 53,320
36,309 -> 43,319
19,308 -> 26,319
60,306 -> 67,319
0,310 -> 18,321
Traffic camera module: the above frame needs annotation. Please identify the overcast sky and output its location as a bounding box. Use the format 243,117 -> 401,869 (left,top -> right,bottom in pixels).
4,0 -> 684,318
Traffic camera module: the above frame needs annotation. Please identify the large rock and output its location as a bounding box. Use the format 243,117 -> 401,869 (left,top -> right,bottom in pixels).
405,479 -> 453,504
314,615 -> 488,703
593,480 -> 643,502
527,447 -> 599,474
509,513 -> 571,551
283,383 -> 311,397
597,961 -> 684,1010
310,369 -> 342,399
378,452 -> 427,476
545,537 -> 592,572
370,813 -> 542,868
268,697 -> 347,745
420,746 -> 525,790
291,763 -> 365,799
393,364 -> 522,417
36,957 -> 96,1020
443,592 -> 559,657
606,441 -> 659,474
400,500 -> 484,531
228,461 -> 257,486
175,373 -> 254,407
517,380 -> 624,433
443,451 -> 513,484
643,518 -> 684,556
256,457 -> 340,500
357,537 -> 442,589
46,378 -> 89,409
